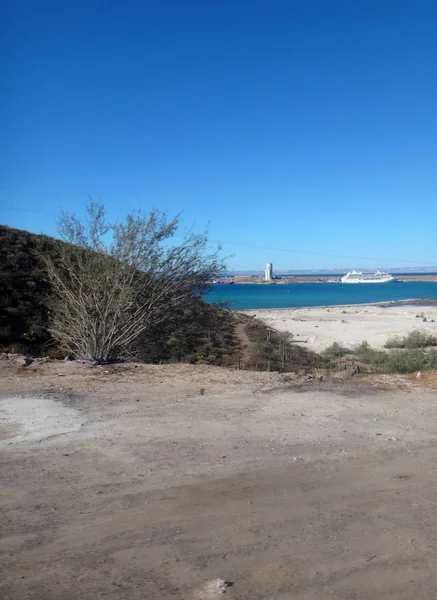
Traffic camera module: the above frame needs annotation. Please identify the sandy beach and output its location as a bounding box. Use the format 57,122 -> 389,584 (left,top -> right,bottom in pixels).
246,304 -> 437,352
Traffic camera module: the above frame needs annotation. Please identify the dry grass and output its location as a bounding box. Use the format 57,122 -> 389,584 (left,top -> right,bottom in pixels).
312,367 -> 331,380
354,369 -> 437,391
407,370 -> 437,390
354,373 -> 416,391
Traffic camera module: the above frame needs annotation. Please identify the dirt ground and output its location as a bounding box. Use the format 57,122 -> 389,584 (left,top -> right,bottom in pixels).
2,360 -> 437,599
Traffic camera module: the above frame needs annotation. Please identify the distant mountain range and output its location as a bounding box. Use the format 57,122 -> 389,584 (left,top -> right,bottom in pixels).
224,267 -> 437,276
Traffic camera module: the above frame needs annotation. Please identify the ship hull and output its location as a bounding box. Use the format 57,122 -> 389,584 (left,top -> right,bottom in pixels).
341,277 -> 394,284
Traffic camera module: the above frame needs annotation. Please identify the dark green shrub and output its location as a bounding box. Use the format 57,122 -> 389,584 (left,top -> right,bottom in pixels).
0,225 -> 55,351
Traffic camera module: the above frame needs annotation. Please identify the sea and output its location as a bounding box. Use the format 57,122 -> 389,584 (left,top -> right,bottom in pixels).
204,281 -> 437,310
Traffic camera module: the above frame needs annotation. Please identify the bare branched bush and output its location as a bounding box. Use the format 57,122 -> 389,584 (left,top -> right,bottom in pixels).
42,200 -> 225,360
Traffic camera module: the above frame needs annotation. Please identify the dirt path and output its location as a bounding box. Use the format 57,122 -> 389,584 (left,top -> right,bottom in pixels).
2,360 -> 437,599
234,321 -> 251,348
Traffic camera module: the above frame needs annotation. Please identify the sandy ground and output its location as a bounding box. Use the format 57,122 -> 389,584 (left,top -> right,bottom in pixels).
246,304 -> 437,352
2,358 -> 437,599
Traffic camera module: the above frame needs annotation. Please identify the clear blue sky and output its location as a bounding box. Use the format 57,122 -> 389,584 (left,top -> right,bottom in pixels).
1,0 -> 436,270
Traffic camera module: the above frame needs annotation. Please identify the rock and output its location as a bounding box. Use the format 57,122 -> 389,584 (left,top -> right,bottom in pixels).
33,357 -> 50,365
15,356 -> 33,367
297,373 -> 314,382
332,367 -> 358,380
194,579 -> 231,598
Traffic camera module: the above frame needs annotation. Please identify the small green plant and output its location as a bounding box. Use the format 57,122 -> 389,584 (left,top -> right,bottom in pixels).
353,340 -> 372,354
384,335 -> 403,348
323,342 -> 349,358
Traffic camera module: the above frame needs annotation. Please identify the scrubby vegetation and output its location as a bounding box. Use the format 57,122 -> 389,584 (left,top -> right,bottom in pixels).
134,297 -> 238,366
323,342 -> 349,358
0,219 -> 321,372
352,342 -> 388,367
384,330 -> 437,349
380,349 -> 437,373
327,337 -> 437,375
237,313 -> 327,372
403,299 -> 437,306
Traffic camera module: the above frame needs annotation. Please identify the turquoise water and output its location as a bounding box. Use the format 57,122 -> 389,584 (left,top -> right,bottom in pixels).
204,282 -> 437,310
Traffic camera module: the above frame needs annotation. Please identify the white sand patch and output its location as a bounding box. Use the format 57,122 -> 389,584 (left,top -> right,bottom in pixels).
0,396 -> 82,447
246,304 -> 437,352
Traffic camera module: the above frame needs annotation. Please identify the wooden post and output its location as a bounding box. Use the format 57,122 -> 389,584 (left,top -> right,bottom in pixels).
237,354 -> 241,370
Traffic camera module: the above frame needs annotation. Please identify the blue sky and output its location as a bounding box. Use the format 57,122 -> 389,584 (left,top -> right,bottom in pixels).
1,0 -> 436,270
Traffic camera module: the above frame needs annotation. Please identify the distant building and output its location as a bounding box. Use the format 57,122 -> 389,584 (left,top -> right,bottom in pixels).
265,262 -> 273,281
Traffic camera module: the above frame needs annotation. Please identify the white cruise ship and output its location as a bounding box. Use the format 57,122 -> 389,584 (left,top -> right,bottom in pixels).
340,270 -> 395,284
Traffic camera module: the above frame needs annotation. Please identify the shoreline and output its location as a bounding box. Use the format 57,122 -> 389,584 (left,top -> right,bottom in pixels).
214,275 -> 437,285
237,298 -> 437,312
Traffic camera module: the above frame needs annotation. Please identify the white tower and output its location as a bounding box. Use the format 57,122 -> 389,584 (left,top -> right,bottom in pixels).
265,262 -> 273,281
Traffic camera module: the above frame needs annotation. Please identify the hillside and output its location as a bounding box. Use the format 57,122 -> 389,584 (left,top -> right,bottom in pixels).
0,225 -> 57,352
0,224 -> 320,371
0,224 -> 238,363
